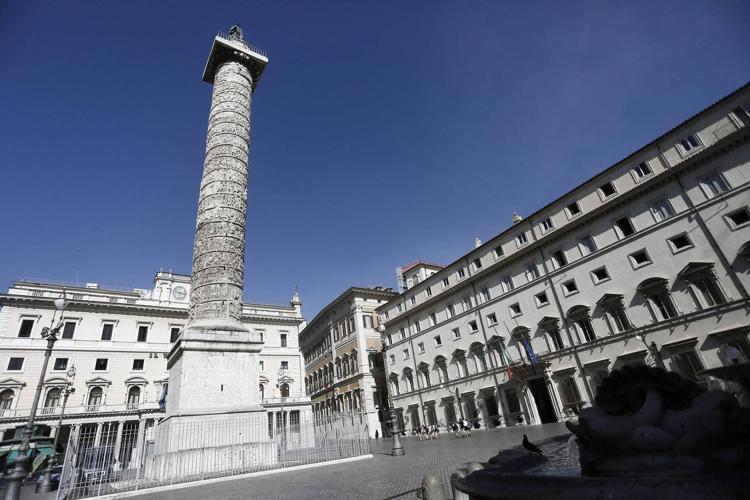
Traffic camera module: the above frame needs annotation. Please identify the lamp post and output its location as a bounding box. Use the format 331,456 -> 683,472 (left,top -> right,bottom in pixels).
4,295 -> 66,500
635,334 -> 667,370
378,324 -> 404,456
277,368 -> 287,450
37,365 -> 76,492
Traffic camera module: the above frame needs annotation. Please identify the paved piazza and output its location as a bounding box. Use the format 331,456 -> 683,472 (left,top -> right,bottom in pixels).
129,423 -> 567,500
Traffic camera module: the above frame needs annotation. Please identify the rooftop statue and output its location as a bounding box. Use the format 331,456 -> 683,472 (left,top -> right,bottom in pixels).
228,24 -> 244,42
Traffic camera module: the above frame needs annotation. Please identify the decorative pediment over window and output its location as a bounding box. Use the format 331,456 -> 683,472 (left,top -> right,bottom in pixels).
278,373 -> 294,385
0,378 -> 26,389
538,316 -> 559,329
259,375 -> 269,385
42,377 -> 68,387
596,293 -> 625,308
85,376 -> 112,387
510,326 -> 530,341
677,262 -> 715,279
565,305 -> 591,320
124,376 -> 149,386
737,241 -> 750,262
636,277 -> 669,292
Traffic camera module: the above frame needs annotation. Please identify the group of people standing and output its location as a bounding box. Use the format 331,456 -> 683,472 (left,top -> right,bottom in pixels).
417,424 -> 440,440
450,419 -> 473,438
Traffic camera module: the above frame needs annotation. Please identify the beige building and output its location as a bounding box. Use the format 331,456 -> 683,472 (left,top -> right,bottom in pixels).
300,287 -> 397,438
377,83 -> 750,432
0,271 -> 311,463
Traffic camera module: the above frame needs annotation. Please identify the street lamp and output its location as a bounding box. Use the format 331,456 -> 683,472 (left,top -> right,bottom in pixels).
378,324 -> 404,456
38,365 -> 76,492
4,293 -> 67,500
635,333 -> 667,370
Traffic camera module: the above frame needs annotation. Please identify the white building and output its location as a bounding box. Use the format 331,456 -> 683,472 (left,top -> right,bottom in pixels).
377,83 -> 750,432
0,271 -> 310,463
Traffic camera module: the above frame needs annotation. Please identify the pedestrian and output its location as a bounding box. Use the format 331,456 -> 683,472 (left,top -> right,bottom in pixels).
375,429 -> 379,439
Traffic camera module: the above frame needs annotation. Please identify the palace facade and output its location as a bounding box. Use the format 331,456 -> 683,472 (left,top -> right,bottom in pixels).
376,84 -> 750,432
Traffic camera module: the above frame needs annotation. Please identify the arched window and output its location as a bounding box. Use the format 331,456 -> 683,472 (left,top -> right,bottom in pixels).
44,388 -> 61,409
566,306 -> 596,343
127,386 -> 141,408
280,383 -> 289,398
402,368 -> 415,392
596,294 -> 632,333
469,342 -> 488,372
0,389 -> 15,410
88,387 -> 103,408
418,362 -> 431,387
389,373 -> 400,395
260,384 -> 265,400
452,350 -> 468,378
637,278 -> 678,321
538,317 -> 565,351
434,355 -> 449,383
678,262 -> 727,309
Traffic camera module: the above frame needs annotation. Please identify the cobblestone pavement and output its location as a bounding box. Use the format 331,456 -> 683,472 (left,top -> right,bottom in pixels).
131,423 -> 568,500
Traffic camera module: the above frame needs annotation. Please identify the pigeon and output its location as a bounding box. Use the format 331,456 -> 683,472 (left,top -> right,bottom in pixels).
522,434 -> 543,455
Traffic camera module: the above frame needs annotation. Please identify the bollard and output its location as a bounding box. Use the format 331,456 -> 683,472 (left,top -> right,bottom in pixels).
418,473 -> 447,500
450,469 -> 467,500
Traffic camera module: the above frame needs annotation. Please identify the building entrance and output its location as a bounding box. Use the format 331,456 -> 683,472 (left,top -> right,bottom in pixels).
527,377 -> 557,423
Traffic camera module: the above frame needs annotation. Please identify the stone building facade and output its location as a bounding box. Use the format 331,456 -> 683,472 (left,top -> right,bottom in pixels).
0,271 -> 310,464
377,83 -> 750,432
300,287 -> 397,438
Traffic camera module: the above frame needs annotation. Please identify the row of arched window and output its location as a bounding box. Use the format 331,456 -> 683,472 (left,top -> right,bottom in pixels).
305,350 -> 359,395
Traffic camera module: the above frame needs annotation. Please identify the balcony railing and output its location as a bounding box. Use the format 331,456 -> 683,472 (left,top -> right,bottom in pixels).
216,31 -> 267,58
262,396 -> 310,405
0,401 -> 160,420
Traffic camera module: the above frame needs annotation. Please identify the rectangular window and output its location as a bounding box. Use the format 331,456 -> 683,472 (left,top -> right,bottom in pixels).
417,342 -> 425,354
690,276 -> 726,308
480,287 -> 491,303
468,320 -> 478,333
396,303 -> 403,313
434,335 -> 442,347
516,232 -> 528,247
402,349 -> 410,360
101,323 -> 114,341
462,296 -> 473,311
62,321 -> 76,339
457,268 -> 466,279
53,358 -> 68,371
410,296 -> 416,305
535,292 -> 549,307
259,360 -> 265,371
629,249 -> 652,269
473,258 -> 483,271
561,279 -> 579,296
726,207 -> 750,229
7,357 -> 24,371
414,321 -> 422,333
525,263 -> 540,282
668,233 -> 694,253
348,317 -> 356,332
551,249 -> 567,269
132,359 -> 144,371
566,201 -> 582,218
399,328 -> 406,340
673,350 -> 704,379
389,354 -> 395,364
590,267 -> 610,284
18,319 -> 34,338
281,361 -> 288,370
700,171 -> 731,198
501,276 -> 514,294
442,277 -> 450,288
578,235 -> 597,256
486,312 -> 498,325
94,358 -> 108,371
280,333 -> 288,347
541,217 -> 554,232
425,287 -> 432,298
494,245 -> 504,259
614,217 -> 635,238
679,134 -> 701,153
137,325 -> 148,342
650,198 -> 675,222
633,161 -> 652,179
446,304 -> 456,318
599,181 -> 617,199
362,315 -> 374,329
429,312 -> 437,326
451,327 -> 461,340
509,303 -> 522,316
170,327 -> 181,342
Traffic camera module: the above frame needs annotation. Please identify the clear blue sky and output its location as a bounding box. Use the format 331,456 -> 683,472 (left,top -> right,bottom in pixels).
1,1 -> 748,317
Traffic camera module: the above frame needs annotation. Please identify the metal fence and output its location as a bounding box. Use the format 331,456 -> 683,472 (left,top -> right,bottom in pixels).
56,412 -> 369,499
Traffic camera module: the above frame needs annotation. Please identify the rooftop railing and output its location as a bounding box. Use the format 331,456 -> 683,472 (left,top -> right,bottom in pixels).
217,31 -> 268,58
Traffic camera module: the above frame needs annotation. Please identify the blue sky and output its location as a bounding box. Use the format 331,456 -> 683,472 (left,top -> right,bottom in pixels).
1,1 -> 748,317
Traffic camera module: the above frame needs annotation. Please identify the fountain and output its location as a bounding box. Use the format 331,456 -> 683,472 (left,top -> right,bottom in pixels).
455,365 -> 750,499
